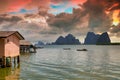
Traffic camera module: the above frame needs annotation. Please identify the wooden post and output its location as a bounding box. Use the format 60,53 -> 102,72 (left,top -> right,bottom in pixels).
17,56 -> 20,64
25,47 -> 27,53
14,57 -> 16,65
2,56 -> 6,68
23,47 -> 25,53
17,56 -> 20,68
6,57 -> 12,67
27,46 -> 30,53
34,47 -> 36,53
10,57 -> 12,67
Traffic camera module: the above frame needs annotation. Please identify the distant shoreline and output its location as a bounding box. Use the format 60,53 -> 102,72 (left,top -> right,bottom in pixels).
96,43 -> 120,45
45,43 -> 120,45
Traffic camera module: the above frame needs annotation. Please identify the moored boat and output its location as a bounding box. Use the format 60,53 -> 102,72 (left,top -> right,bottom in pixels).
63,48 -> 71,50
77,49 -> 88,51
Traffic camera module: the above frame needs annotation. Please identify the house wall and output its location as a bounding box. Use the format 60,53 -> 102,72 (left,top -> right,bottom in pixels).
5,34 -> 20,57
0,38 -> 5,58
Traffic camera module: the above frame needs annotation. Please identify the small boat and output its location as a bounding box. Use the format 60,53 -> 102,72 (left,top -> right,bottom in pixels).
63,48 -> 71,50
77,49 -> 88,51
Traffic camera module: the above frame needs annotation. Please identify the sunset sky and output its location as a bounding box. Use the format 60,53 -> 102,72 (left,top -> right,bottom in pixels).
0,0 -> 120,43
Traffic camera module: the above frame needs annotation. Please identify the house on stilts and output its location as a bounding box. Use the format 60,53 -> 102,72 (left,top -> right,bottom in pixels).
20,40 -> 36,53
0,31 -> 24,68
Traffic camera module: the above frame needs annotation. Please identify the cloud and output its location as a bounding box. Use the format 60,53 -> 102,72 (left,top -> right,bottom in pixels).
71,0 -> 87,5
109,25 -> 120,34
47,8 -> 88,32
83,0 -> 108,28
48,0 -> 113,33
51,0 -> 86,4
0,11 -> 84,42
25,0 -> 50,10
0,13 -> 57,42
0,0 -> 32,13
48,13 -> 73,30
0,14 -> 22,23
0,20 -> 50,42
0,0 -> 51,13
0,0 -> 120,43
0,0 -> 87,14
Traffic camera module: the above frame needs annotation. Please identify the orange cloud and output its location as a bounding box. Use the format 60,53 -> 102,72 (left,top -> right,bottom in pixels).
0,0 -> 51,13
8,0 -> 31,12
0,0 -> 87,13
25,0 -> 50,9
0,0 -> 32,13
71,0 -> 87,5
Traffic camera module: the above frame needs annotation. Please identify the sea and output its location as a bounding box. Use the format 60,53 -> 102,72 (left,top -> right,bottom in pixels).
0,45 -> 120,80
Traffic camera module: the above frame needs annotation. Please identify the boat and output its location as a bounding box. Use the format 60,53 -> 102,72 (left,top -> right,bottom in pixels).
77,49 -> 88,51
63,48 -> 71,50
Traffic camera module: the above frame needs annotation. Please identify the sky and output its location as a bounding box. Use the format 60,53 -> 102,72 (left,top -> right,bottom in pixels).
0,0 -> 120,43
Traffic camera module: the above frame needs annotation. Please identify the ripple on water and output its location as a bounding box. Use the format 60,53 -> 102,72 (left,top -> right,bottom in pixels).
18,45 -> 120,80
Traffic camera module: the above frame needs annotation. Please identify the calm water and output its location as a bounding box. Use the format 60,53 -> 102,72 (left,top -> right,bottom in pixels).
0,45 -> 120,80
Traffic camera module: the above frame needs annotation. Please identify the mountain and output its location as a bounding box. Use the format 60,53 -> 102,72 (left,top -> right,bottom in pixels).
34,41 -> 44,47
96,32 -> 111,45
84,32 -> 111,45
84,32 -> 100,44
55,36 -> 66,45
53,34 -> 81,45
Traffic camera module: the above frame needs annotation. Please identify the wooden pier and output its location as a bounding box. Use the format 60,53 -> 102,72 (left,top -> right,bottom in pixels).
20,40 -> 36,53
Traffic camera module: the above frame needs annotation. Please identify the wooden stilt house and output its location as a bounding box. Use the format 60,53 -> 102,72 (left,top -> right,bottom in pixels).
0,31 -> 24,68
20,40 -> 36,53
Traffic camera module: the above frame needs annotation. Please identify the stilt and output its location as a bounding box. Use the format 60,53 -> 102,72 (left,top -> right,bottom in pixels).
25,48 -> 27,53
17,56 -> 20,68
28,47 -> 30,53
0,58 -> 2,66
6,57 -> 12,67
9,57 -> 12,67
17,56 -> 20,64
34,47 -> 36,53
1,56 -> 6,68
14,57 -> 16,65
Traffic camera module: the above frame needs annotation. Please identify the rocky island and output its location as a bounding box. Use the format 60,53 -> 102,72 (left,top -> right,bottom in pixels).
52,34 -> 81,45
84,32 -> 111,45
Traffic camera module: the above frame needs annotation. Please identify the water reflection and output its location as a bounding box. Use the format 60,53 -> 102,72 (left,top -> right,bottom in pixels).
56,49 -> 76,66
86,48 -> 110,71
100,48 -> 110,74
85,50 -> 94,72
0,66 -> 20,80
84,47 -> 111,80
